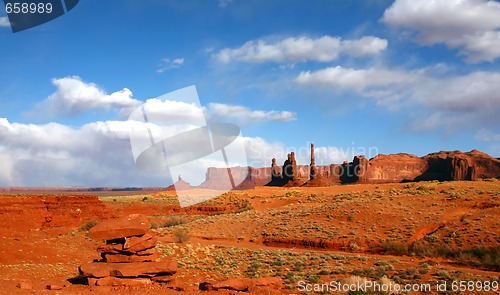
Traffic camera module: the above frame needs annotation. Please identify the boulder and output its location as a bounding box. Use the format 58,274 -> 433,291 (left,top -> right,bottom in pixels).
212,278 -> 251,291
89,214 -> 151,240
199,282 -> 215,291
78,261 -> 177,278
46,285 -> 63,290
87,277 -> 98,286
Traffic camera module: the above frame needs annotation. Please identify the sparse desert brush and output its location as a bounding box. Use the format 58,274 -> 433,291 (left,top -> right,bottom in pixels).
378,276 -> 400,294
164,216 -> 188,227
456,246 -> 500,271
379,240 -> 408,256
435,269 -> 451,280
78,220 -> 98,232
152,216 -> 188,229
235,205 -> 253,213
173,229 -> 190,243
404,183 -> 415,189
344,276 -> 370,295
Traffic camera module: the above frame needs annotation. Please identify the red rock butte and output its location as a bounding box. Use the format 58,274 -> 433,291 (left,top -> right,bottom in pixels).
181,145 -> 500,189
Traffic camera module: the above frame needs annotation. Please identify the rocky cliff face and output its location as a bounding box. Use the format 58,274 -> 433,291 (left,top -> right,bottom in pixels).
366,153 -> 428,183
198,166 -> 271,190
190,149 -> 499,190
417,150 -> 500,181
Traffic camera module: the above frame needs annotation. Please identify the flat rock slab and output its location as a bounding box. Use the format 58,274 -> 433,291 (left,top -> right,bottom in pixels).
124,231 -> 157,252
104,252 -> 159,263
96,277 -> 152,287
97,243 -> 123,253
212,278 -> 252,291
89,214 -> 151,240
79,261 -> 177,278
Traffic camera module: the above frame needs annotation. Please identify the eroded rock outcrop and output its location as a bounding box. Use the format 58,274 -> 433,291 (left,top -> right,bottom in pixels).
310,143 -> 317,180
199,166 -> 271,190
165,175 -> 193,191
417,150 -> 499,181
0,195 -> 111,231
366,153 -> 428,183
79,214 -> 177,287
201,148 -> 499,188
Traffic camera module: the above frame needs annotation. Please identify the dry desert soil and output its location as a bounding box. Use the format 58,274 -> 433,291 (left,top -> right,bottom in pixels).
0,180 -> 499,294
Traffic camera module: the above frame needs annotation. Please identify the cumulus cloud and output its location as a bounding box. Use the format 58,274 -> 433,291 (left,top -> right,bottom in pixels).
37,77 -> 295,124
215,35 -> 387,63
37,76 -> 141,116
381,0 -> 500,63
138,98 -> 206,124
0,118 -> 164,186
296,65 -> 500,132
406,71 -> 500,132
0,119 -> 241,186
295,66 -> 417,91
0,16 -> 9,27
208,103 -> 296,122
157,57 -> 184,73
413,71 -> 500,112
130,98 -> 296,125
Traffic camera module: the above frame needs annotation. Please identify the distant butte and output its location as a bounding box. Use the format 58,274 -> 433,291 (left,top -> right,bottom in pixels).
198,145 -> 500,189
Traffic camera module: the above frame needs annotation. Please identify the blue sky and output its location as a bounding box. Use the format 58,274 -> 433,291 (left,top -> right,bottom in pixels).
0,0 -> 499,187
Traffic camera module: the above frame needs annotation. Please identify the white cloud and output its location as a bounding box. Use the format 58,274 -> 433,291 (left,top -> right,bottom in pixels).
413,71 -> 500,112
157,57 -> 184,73
0,16 -> 10,27
406,71 -> 500,131
0,118 -> 164,186
38,76 -> 141,115
215,35 -> 387,63
139,98 -> 206,123
296,65 -> 500,132
0,118 -> 255,186
208,103 -> 296,122
382,0 -> 500,63
131,99 -> 295,124
295,66 -> 417,91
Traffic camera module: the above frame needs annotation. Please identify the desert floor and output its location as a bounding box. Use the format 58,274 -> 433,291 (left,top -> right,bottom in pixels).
0,180 -> 498,294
